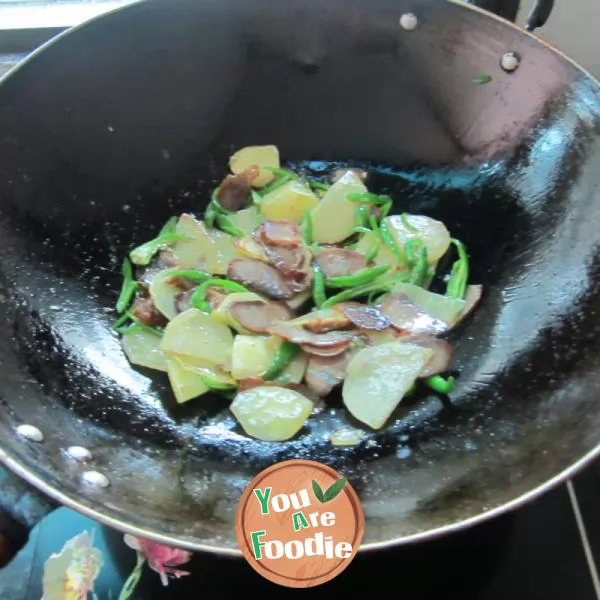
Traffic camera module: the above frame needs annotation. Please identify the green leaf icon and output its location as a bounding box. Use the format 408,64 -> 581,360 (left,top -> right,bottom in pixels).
312,480 -> 325,503
312,477 -> 347,503
323,477 -> 347,502
472,74 -> 492,85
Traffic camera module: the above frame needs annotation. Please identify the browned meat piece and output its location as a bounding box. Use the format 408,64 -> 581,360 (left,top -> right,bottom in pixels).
334,302 -> 390,331
454,284 -> 483,326
305,353 -> 349,397
256,221 -> 302,248
230,300 -> 294,333
268,322 -> 355,350
227,258 -> 294,300
131,297 -> 167,327
166,276 -> 196,291
297,309 -> 351,333
263,245 -> 305,277
411,337 -> 453,378
377,292 -> 449,336
300,342 -> 351,357
217,166 -> 260,211
314,248 -> 367,279
174,289 -> 193,314
206,288 -> 228,310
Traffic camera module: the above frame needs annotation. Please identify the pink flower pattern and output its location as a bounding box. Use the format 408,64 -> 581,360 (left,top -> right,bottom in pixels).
123,534 -> 192,586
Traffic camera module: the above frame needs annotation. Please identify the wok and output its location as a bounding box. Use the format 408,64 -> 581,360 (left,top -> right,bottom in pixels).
1,0 -> 598,564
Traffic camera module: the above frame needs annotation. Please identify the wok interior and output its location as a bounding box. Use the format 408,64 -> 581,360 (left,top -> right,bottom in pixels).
1,0 -> 600,549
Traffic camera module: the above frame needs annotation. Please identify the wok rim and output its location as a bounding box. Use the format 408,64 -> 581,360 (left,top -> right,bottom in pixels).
1,0 -> 600,555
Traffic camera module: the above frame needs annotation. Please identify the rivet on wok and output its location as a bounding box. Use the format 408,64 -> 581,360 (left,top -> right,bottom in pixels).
82,471 -> 110,488
67,446 -> 92,462
399,13 -> 418,31
16,424 -> 44,443
500,52 -> 521,72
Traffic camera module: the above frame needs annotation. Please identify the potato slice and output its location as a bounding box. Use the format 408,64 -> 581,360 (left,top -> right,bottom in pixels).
166,356 -> 209,404
231,386 -> 313,441
121,328 -> 168,372
229,145 -> 280,188
160,308 -> 234,370
278,351 -> 308,385
390,283 -> 466,325
149,268 -> 183,321
228,206 -> 261,236
343,342 -> 433,429
260,180 -> 318,223
231,335 -> 280,380
310,170 -> 367,244
170,213 -> 239,274
384,214 -> 451,264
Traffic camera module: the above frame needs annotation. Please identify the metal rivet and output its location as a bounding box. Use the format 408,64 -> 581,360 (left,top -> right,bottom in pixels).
67,446 -> 92,462
399,13 -> 419,31
82,471 -> 110,488
500,51 -> 521,72
16,424 -> 44,442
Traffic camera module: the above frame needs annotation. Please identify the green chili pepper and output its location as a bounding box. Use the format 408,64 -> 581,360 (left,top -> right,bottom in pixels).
191,279 -> 250,312
369,214 -> 380,232
129,232 -> 191,266
215,213 -> 244,237
367,291 -> 380,305
302,211 -> 313,245
159,216 -> 178,235
379,199 -> 393,220
263,342 -> 299,381
112,309 -> 133,331
355,205 -> 370,228
404,238 -> 424,267
259,172 -> 294,196
264,166 -> 299,179
116,258 -> 137,313
309,181 -> 330,192
166,269 -> 211,284
401,213 -> 418,232
424,375 -> 455,394
204,202 -> 218,229
326,265 -> 390,289
346,192 -> 392,206
312,266 -> 327,308
379,220 -> 405,266
251,190 -> 263,206
204,187 -> 231,228
348,226 -> 372,236
128,314 -> 164,336
114,323 -> 141,335
446,239 -> 469,299
409,244 -> 429,287
321,272 -> 410,308
199,374 -> 238,392
364,238 -> 381,264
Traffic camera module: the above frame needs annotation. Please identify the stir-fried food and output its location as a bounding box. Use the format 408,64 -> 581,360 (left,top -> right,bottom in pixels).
113,145 -> 482,442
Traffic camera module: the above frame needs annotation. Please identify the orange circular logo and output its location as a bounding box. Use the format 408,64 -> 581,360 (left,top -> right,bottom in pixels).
235,459 -> 364,588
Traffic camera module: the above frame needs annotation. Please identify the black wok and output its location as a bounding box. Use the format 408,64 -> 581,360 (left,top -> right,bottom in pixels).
1,0 -> 599,562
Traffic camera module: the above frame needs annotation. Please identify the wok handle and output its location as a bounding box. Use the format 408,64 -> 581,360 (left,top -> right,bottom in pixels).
524,0 -> 554,31
464,0 -> 554,31
0,466 -> 56,567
